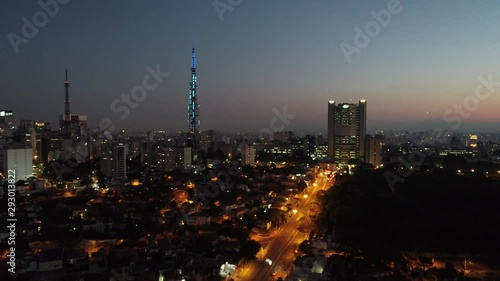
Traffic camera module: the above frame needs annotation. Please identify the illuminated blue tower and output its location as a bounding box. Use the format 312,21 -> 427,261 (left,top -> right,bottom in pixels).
188,47 -> 200,157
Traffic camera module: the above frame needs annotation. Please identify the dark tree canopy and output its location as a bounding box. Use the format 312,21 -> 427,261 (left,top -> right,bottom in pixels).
316,169 -> 500,255
239,240 -> 261,260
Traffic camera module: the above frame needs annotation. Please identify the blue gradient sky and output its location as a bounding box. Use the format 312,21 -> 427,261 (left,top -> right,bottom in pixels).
2,0 -> 500,133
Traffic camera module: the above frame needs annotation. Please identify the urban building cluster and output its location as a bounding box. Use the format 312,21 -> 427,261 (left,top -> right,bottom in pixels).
2,47 -> 500,281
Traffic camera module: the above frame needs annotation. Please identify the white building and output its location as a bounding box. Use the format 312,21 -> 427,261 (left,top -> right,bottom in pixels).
242,144 -> 256,166
3,147 -> 33,180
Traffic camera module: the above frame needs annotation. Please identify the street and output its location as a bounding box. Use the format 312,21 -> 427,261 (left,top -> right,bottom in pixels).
236,175 -> 331,281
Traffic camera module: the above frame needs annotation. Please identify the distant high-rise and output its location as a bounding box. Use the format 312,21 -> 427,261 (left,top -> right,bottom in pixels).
242,144 -> 256,166
61,69 -> 71,134
365,134 -> 383,167
18,120 -> 51,163
327,100 -> 367,164
273,131 -> 294,143
100,142 -> 127,180
3,146 -> 33,180
0,110 -> 14,138
187,47 -> 200,159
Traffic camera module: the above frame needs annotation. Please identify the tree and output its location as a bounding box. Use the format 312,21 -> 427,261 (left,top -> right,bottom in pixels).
208,204 -> 221,216
267,210 -> 288,227
240,213 -> 257,229
81,177 -> 92,187
442,262 -> 458,281
242,165 -> 255,177
239,240 -> 261,260
96,170 -> 107,188
219,225 -> 248,242
214,150 -> 226,161
305,173 -> 315,182
78,187 -> 97,198
297,180 -> 307,192
43,161 -> 58,183
61,172 -> 74,182
198,149 -> 207,164
298,240 -> 312,254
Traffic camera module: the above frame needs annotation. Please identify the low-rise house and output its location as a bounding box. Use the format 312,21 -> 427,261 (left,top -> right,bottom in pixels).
280,179 -> 299,188
71,206 -> 87,218
186,213 -> 211,226
158,268 -> 186,281
235,183 -> 248,191
66,249 -> 88,269
256,219 -> 271,231
150,214 -> 164,224
235,206 -> 248,217
38,247 -> 65,272
82,219 -> 113,232
90,248 -> 107,264
158,239 -> 183,257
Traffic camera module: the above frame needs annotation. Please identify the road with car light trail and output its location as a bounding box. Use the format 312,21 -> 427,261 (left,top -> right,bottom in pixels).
236,175 -> 331,281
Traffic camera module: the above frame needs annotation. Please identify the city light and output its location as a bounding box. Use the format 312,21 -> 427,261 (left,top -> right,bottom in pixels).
4,5 -> 500,281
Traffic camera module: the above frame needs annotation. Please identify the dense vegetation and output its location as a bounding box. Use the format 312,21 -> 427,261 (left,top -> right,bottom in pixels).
316,169 -> 500,255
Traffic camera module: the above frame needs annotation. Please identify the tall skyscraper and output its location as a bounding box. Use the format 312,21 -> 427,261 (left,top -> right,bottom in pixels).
100,142 -> 127,180
327,100 -> 367,164
187,47 -> 200,161
17,120 -> 50,163
241,144 -> 256,166
3,146 -> 33,180
61,69 -> 71,134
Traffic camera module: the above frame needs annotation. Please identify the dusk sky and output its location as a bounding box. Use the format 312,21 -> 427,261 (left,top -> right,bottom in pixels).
2,0 -> 500,134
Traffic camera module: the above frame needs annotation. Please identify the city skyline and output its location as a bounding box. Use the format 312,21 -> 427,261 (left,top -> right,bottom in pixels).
2,1 -> 500,133
3,2 -> 500,280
